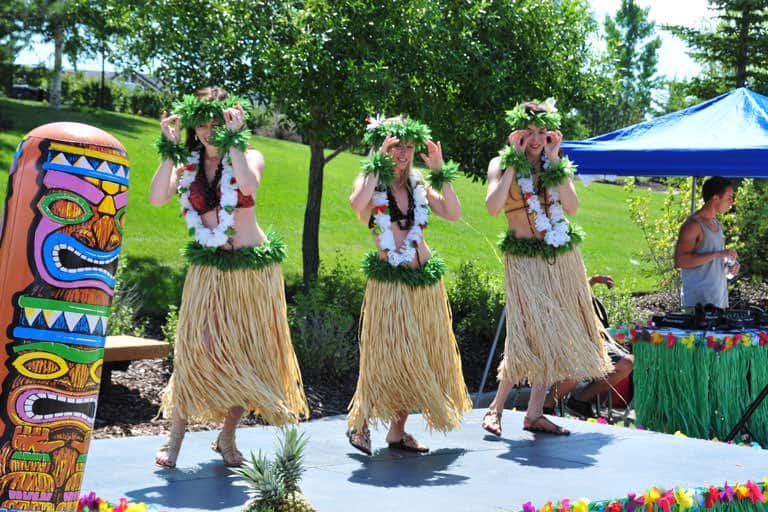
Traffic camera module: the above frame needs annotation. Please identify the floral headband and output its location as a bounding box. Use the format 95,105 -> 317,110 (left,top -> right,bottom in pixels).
172,94 -> 253,129
363,115 -> 432,152
505,98 -> 561,131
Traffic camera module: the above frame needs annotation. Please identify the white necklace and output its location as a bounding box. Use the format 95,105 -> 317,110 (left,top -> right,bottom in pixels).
177,151 -> 238,247
517,154 -> 571,247
371,174 -> 429,266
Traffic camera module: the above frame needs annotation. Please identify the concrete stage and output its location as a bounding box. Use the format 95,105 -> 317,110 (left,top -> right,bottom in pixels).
82,409 -> 768,512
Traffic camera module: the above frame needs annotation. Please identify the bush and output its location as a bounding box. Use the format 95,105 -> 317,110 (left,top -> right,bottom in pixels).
60,73 -> 172,118
119,256 -> 185,323
592,285 -> 641,326
288,257 -> 364,383
108,259 -> 148,337
161,304 -> 179,361
733,178 -> 768,278
449,260 -> 505,345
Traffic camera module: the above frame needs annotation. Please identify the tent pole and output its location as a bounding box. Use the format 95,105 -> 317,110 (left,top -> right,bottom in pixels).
691,176 -> 697,213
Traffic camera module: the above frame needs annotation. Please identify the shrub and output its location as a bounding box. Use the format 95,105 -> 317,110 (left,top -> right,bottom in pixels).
733,178 -> 768,278
449,260 -> 505,345
161,304 -> 179,361
108,259 -> 148,337
592,285 -> 641,327
118,256 -> 185,323
288,257 -> 364,383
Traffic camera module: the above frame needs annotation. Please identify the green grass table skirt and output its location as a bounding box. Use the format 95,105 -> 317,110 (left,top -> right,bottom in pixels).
613,326 -> 768,444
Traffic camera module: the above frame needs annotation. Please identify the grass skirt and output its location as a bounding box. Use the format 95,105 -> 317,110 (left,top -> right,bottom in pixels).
347,278 -> 471,432
497,249 -> 612,386
160,263 -> 308,424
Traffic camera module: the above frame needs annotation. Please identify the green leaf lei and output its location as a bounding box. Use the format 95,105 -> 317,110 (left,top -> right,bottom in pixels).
210,127 -> 251,155
498,226 -> 584,258
363,118 -> 431,152
361,152 -> 395,188
498,146 -> 575,188
181,231 -> 287,271
361,250 -> 447,287
155,136 -> 190,165
426,160 -> 460,192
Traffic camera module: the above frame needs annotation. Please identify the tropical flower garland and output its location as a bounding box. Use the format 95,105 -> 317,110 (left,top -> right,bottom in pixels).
78,492 -> 152,512
177,151 -> 238,248
517,478 -> 767,512
609,323 -> 768,352
370,173 -> 429,267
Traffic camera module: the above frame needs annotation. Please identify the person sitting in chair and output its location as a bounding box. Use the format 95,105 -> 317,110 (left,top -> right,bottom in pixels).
543,275 -> 634,418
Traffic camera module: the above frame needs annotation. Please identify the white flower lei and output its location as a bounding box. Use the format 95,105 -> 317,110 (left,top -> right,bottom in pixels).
178,151 -> 238,248
371,174 -> 429,266
517,154 -> 571,247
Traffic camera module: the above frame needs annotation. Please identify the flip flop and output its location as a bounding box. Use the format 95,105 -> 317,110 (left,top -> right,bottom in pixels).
523,415 -> 571,436
347,428 -> 372,456
387,433 -> 429,453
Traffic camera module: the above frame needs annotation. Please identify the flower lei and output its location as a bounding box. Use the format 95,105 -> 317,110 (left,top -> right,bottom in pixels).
500,148 -> 571,248
177,151 -> 238,248
371,174 -> 429,267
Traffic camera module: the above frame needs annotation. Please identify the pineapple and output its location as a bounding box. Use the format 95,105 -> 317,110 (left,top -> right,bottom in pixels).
235,428 -> 317,512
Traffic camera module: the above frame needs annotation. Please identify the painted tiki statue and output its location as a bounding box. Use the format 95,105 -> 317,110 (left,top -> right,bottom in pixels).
0,123 -> 129,511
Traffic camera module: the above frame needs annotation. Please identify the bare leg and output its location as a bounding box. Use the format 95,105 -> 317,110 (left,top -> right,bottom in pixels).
155,415 -> 187,468
523,383 -> 570,435
212,406 -> 246,467
544,379 -> 579,410
575,356 -> 634,403
482,378 -> 515,435
386,411 -> 428,452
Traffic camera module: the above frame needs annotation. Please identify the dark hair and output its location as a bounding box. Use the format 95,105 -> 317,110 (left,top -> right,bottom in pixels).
702,177 -> 733,203
184,86 -> 230,151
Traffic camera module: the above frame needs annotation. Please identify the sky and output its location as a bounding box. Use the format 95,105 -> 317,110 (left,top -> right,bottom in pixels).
15,0 -> 718,80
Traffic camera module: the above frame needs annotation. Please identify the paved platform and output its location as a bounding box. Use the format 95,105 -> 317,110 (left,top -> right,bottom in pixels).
82,409 -> 768,512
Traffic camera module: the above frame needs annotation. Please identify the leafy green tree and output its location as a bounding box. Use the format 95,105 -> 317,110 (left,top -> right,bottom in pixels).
668,0 -> 768,96
578,0 -> 661,135
1,1 -> 24,97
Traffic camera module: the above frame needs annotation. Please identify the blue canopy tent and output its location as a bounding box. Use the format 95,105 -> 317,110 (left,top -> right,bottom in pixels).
561,87 -> 768,178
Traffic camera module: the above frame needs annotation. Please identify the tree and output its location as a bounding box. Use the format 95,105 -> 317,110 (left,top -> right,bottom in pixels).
578,0 -> 661,135
667,0 -> 768,97
0,1 -> 24,96
113,0 -> 603,283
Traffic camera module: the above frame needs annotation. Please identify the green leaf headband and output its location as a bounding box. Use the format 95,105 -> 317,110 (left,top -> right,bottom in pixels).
173,94 -> 253,129
505,98 -> 561,131
363,116 -> 432,152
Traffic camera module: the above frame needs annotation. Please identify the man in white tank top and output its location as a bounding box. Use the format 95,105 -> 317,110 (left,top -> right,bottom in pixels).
674,177 -> 737,309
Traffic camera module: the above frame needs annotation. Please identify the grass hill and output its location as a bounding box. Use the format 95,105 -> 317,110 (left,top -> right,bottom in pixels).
0,98 -> 664,292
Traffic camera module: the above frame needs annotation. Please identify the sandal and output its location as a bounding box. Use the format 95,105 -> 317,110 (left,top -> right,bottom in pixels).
387,433 -> 429,453
346,427 -> 372,456
155,430 -> 185,469
482,409 -> 502,436
212,432 -> 245,467
523,415 -> 571,436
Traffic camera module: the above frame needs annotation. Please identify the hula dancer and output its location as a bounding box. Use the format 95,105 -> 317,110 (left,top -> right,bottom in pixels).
482,100 -> 612,436
346,116 -> 471,455
149,87 -> 307,468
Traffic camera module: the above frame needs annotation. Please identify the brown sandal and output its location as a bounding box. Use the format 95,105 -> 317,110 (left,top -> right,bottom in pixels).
523,415 -> 570,436
346,427 -> 372,456
212,432 -> 246,467
387,433 -> 429,453
482,409 -> 502,436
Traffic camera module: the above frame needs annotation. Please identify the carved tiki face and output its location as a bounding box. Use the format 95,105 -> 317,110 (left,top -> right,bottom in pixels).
0,124 -> 129,512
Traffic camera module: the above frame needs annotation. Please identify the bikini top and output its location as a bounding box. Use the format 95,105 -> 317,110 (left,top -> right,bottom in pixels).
504,175 -> 551,214
187,178 -> 254,214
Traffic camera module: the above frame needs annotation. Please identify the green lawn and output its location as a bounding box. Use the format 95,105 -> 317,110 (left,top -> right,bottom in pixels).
0,98 -> 664,291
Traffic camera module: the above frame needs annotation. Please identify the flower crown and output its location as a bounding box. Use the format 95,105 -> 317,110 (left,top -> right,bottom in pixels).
173,94 -> 253,129
363,115 -> 431,152
505,98 -> 561,131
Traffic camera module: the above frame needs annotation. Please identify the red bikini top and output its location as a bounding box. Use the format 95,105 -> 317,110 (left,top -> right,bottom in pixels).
187,178 -> 254,214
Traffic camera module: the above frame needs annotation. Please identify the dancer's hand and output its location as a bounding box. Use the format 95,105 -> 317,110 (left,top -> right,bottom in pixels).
419,140 -> 444,171
508,130 -> 530,152
223,104 -> 246,131
544,130 -> 563,161
160,111 -> 181,144
379,134 -> 399,155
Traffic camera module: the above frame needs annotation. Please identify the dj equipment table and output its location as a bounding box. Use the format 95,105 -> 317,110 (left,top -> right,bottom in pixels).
609,325 -> 768,445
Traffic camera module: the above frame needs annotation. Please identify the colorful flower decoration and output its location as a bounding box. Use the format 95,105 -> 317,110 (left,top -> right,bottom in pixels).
78,493 -> 151,512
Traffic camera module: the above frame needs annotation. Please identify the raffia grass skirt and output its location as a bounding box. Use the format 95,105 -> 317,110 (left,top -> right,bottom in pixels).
160,263 -> 308,424
347,278 -> 471,432
497,249 -> 612,387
